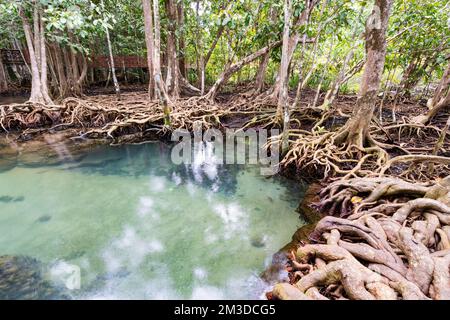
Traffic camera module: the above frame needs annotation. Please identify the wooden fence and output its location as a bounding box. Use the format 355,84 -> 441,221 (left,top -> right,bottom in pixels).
88,55 -> 147,69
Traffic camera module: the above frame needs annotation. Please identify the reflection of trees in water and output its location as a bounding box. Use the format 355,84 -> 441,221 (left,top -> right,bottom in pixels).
0,255 -> 69,300
168,162 -> 242,196
159,141 -> 242,196
62,142 -> 242,196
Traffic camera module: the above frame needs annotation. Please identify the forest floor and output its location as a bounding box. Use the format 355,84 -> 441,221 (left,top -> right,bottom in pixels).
1,85 -> 449,300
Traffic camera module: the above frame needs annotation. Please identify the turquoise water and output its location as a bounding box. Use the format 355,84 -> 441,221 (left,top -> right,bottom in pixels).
0,141 -> 305,299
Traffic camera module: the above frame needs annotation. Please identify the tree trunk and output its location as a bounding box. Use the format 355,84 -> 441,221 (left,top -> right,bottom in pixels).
400,54 -> 420,95
53,44 -> 68,98
0,56 -> 8,93
335,0 -> 393,148
76,52 -> 88,94
278,0 -> 292,152
203,41 -> 282,100
48,36 -> 87,99
195,0 -> 205,95
202,3 -> 229,74
205,27 -> 225,66
66,35 -> 87,97
165,0 -> 180,99
39,11 -> 52,103
63,46 -> 74,88
321,46 -> 354,109
19,2 -> 53,104
48,44 -> 60,95
277,0 -> 293,118
104,25 -> 120,100
177,1 -> 186,78
153,0 -> 171,125
254,7 -> 277,94
414,61 -> 450,124
270,0 -> 316,101
142,0 -> 155,100
12,37 -> 31,76
100,0 -> 120,100
429,61 -> 450,109
254,52 -> 270,93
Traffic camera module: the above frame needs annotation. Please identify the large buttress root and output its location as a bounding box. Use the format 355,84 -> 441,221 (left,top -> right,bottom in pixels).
270,175 -> 450,300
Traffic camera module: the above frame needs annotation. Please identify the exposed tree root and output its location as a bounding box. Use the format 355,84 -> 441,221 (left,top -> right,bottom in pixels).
2,93 -> 447,181
270,175 -> 450,300
0,92 -> 268,142
274,107 -> 449,181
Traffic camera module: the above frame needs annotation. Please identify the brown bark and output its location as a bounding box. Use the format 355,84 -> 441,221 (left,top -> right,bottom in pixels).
202,2 -> 230,71
401,43 -> 445,96
165,0 -> 180,98
400,54 -> 420,94
272,176 -> 450,300
153,0 -> 170,102
277,0 -> 292,114
39,12 -> 52,103
321,47 -> 355,109
204,25 -> 225,69
12,38 -> 31,75
47,39 -> 88,99
77,53 -> 88,91
65,35 -> 87,97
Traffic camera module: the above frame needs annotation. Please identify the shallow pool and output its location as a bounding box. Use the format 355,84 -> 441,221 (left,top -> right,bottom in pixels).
0,140 -> 305,299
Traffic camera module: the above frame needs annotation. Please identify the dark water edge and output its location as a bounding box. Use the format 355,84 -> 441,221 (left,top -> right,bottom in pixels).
0,94 -> 28,105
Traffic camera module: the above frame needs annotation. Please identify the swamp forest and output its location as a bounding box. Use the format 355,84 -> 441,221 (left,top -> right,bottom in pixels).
0,0 -> 449,301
